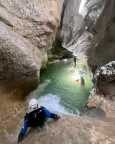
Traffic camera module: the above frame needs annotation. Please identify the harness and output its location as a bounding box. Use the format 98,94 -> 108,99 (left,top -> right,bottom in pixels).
25,107 -> 46,127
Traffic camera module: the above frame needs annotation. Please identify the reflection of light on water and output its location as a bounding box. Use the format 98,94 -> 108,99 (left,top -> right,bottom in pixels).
62,59 -> 68,63
69,67 -> 81,82
69,65 -> 86,83
72,71 -> 81,82
38,94 -> 79,116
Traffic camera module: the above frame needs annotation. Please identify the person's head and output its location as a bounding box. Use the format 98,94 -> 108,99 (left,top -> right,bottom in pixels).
28,98 -> 39,113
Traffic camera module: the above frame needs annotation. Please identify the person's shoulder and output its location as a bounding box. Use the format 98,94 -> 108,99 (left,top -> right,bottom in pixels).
24,112 -> 29,120
34,106 -> 45,112
39,106 -> 48,111
39,106 -> 46,110
34,106 -> 45,114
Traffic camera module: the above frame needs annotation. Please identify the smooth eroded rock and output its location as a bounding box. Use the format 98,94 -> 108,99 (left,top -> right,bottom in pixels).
60,0 -> 115,67
0,0 -> 59,91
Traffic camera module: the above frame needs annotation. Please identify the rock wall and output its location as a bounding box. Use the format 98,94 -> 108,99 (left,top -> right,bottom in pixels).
91,61 -> 115,98
0,0 -> 59,93
0,1 -> 59,143
60,0 -> 115,69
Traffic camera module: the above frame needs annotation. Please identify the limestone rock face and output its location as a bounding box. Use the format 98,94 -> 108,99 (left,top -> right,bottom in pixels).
0,22 -> 41,82
0,1 -> 59,142
95,61 -> 115,83
60,0 -> 115,67
86,61 -> 115,111
0,0 -> 59,90
92,61 -> 115,97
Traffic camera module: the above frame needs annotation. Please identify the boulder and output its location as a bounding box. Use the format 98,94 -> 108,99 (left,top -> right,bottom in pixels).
0,22 -> 41,81
95,61 -> 115,82
0,0 -> 59,92
93,61 -> 115,97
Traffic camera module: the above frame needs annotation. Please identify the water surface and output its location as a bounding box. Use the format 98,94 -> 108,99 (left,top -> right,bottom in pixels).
37,60 -> 92,113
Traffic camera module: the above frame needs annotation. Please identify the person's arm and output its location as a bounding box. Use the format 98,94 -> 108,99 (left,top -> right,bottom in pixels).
18,114 -> 29,143
42,107 -> 60,120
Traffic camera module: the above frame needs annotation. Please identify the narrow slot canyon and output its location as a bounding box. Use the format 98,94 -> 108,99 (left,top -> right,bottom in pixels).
0,0 -> 115,144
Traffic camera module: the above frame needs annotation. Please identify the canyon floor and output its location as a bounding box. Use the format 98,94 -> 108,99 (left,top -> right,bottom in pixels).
1,91 -> 115,144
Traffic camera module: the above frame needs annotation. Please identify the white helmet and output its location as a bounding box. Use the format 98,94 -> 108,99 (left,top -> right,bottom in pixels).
28,98 -> 39,113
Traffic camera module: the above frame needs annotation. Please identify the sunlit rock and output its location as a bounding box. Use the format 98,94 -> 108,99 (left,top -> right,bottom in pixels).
79,0 -> 87,18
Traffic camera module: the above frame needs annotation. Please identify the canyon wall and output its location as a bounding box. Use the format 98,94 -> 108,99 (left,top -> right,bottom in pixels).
0,1 -> 59,143
60,0 -> 115,98
60,0 -> 115,68
0,0 -> 59,93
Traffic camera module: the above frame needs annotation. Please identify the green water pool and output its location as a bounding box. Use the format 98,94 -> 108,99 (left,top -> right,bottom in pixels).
38,61 -> 92,113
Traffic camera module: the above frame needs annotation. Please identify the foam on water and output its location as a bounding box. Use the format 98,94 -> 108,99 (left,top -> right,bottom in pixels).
38,94 -> 77,116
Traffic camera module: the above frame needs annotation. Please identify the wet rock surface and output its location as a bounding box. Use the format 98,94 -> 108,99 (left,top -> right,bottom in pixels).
3,113 -> 115,144
1,85 -> 115,144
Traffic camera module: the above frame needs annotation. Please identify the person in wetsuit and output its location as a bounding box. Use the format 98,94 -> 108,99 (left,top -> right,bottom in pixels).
18,98 -> 60,143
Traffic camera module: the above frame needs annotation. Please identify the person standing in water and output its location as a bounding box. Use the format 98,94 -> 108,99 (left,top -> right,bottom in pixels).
73,56 -> 77,68
80,76 -> 85,86
18,98 -> 60,143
